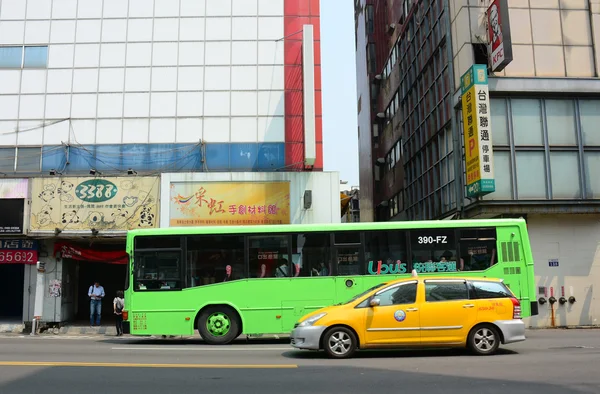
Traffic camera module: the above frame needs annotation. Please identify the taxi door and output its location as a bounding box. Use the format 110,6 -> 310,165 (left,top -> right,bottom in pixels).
363,280 -> 421,346
419,279 -> 477,344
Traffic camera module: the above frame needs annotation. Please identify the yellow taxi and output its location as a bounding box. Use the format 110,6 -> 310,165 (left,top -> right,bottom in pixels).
290,274 -> 526,358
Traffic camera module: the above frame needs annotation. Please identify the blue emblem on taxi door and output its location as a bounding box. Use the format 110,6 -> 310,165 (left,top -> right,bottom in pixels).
394,310 -> 406,322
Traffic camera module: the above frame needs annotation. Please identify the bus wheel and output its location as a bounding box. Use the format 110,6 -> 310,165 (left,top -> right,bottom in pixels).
198,306 -> 240,345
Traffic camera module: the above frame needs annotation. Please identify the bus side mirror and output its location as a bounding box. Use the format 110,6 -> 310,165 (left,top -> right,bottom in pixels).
369,298 -> 380,307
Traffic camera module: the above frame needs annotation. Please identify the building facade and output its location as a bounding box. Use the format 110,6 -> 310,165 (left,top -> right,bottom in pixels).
0,0 -> 331,329
355,0 -> 600,327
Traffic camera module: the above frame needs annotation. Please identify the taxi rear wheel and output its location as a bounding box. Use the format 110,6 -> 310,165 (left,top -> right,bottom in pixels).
322,327 -> 357,359
468,324 -> 500,355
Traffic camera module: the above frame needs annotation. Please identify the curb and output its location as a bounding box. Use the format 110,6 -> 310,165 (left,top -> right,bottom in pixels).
0,324 -> 25,334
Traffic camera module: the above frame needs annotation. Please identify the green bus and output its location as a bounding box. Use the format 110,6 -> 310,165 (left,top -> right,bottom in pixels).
122,218 -> 537,344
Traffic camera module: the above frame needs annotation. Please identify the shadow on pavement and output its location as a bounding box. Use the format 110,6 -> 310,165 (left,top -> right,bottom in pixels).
0,365 -> 594,394
281,347 -> 518,359
99,336 -> 292,346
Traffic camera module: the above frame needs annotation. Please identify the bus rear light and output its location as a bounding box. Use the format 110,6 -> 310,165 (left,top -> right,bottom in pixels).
122,310 -> 128,320
510,298 -> 521,319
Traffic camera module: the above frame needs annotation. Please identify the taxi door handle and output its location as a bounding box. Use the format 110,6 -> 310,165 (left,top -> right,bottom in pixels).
463,304 -> 475,308
406,308 -> 418,312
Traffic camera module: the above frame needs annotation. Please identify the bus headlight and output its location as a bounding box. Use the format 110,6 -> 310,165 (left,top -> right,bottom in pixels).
298,313 -> 326,327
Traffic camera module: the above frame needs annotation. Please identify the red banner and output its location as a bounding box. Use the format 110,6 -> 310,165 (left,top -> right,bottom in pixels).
54,242 -> 128,264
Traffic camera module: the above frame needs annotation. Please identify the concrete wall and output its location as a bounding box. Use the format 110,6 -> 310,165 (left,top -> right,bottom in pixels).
160,171 -> 341,226
525,214 -> 600,328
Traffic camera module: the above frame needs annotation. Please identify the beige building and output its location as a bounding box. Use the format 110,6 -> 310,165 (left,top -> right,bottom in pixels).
355,0 -> 600,328
450,0 -> 600,328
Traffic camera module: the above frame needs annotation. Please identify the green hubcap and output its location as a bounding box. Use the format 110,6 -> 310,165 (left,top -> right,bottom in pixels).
206,312 -> 231,337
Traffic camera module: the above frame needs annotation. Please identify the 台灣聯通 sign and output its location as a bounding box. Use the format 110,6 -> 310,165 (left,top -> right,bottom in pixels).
461,64 -> 495,198
169,181 -> 291,226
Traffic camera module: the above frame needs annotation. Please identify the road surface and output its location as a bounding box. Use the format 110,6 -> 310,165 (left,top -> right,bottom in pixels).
0,329 -> 599,393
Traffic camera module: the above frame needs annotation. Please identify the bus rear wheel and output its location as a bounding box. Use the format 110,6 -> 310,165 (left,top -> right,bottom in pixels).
198,306 -> 241,345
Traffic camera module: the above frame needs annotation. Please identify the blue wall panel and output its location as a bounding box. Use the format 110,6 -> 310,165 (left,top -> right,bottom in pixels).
39,143 -> 284,174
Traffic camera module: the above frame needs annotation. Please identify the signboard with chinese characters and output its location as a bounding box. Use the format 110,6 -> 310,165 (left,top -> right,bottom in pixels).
461,64 -> 495,198
0,239 -> 38,264
487,0 -> 513,72
30,177 -> 160,232
169,182 -> 291,226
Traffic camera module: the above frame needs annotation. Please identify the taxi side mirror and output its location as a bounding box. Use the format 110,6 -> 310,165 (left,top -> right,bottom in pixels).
369,298 -> 381,307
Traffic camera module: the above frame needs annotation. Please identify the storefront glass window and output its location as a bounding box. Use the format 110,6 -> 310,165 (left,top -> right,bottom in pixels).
0,148 -> 15,172
484,151 -> 511,199
580,100 -> 600,146
546,100 -> 577,146
584,152 -> 600,198
16,147 -> 41,172
550,152 -> 581,199
512,99 -> 543,146
490,98 -> 509,146
516,151 -> 547,199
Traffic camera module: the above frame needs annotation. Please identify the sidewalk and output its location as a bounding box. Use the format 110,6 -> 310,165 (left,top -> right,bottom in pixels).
58,325 -> 118,336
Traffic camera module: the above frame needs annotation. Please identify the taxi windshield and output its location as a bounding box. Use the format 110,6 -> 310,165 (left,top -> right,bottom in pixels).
337,283 -> 388,305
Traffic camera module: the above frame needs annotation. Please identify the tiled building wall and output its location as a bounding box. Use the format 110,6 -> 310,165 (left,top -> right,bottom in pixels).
0,0 -> 322,173
451,0 -> 598,90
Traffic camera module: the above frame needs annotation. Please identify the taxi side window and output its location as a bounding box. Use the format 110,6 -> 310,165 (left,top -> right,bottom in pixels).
376,282 -> 417,306
471,281 -> 512,299
425,281 -> 468,302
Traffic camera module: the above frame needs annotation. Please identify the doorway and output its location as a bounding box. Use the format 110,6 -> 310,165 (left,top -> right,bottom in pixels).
0,264 -> 24,320
76,261 -> 126,323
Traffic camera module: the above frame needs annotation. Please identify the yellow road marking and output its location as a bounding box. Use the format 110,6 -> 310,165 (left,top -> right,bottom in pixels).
0,361 -> 297,369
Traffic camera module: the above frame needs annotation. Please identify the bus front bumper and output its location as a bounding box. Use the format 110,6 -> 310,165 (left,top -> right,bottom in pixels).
290,326 -> 327,350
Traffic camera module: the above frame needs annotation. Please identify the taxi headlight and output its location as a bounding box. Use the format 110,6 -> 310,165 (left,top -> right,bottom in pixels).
298,313 -> 327,327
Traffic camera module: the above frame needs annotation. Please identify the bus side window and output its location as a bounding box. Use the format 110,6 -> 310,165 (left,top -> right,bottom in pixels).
409,228 -> 458,273
459,228 -> 497,271
248,235 -> 289,278
291,232 -> 330,278
363,230 -> 408,275
186,235 -> 245,286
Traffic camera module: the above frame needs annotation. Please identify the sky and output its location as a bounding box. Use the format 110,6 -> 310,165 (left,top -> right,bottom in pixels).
320,1 -> 360,187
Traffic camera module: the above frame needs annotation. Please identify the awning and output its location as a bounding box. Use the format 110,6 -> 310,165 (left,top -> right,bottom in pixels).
54,242 -> 128,264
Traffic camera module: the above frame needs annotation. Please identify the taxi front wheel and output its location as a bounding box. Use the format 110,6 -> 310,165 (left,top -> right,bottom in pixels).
323,327 -> 357,359
468,324 -> 500,355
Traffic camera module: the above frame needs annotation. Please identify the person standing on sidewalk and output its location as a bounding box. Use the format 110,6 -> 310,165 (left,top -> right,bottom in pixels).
88,281 -> 105,326
113,290 -> 124,336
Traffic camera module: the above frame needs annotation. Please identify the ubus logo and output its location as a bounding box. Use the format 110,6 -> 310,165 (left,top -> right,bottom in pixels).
367,260 -> 408,275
